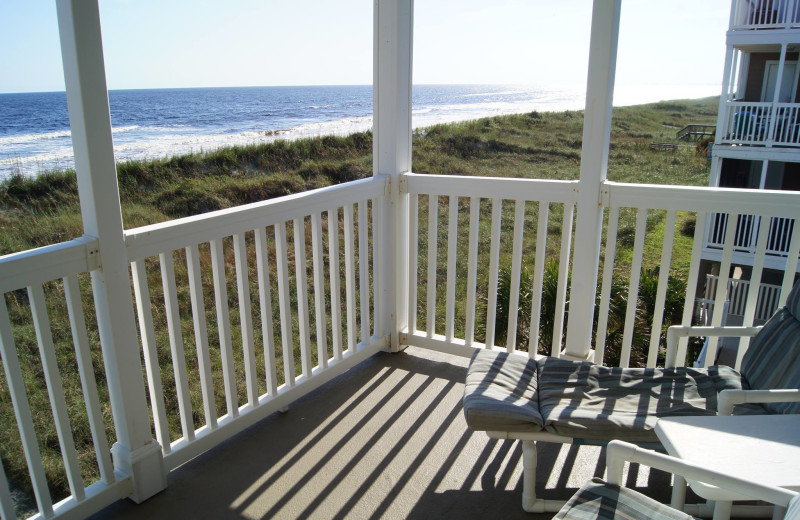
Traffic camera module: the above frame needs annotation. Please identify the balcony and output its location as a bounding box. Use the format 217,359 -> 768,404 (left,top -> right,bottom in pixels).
717,101 -> 800,146
704,211 -> 800,271
730,0 -> 800,30
695,274 -> 783,325
3,172 -> 800,520
87,346 -> 674,520
2,1 -> 800,520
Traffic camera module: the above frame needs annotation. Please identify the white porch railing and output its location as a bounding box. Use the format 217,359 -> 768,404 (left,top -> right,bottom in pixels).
697,274 -> 783,324
718,101 -> 800,146
706,212 -> 797,257
125,176 -> 388,471
2,175 -> 800,519
402,176 -> 800,369
719,101 -> 773,144
773,103 -> 800,144
730,0 -> 800,29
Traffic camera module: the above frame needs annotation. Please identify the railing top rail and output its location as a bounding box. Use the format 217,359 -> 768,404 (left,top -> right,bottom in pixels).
727,101 -> 773,107
0,235 -> 99,293
405,172 -> 579,203
124,176 -> 386,261
605,181 -> 800,217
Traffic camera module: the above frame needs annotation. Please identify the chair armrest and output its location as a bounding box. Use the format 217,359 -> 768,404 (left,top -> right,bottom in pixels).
665,325 -> 761,368
718,388 -> 800,416
606,440 -> 798,508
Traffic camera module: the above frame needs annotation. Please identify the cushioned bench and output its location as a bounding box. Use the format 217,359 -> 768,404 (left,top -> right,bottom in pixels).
465,354 -> 746,443
463,279 -> 800,512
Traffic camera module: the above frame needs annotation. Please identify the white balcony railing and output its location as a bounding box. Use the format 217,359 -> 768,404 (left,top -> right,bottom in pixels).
730,0 -> 800,29
696,274 -> 783,324
718,101 -> 800,146
706,212 -> 796,256
2,175 -> 800,519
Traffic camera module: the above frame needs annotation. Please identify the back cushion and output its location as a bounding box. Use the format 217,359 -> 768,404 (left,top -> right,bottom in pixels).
740,280 -> 800,414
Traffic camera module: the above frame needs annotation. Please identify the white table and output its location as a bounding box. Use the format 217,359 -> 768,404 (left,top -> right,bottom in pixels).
655,415 -> 800,520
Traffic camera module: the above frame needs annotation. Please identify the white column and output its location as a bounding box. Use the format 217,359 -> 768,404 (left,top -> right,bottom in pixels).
374,0 -> 413,351
562,0 -> 621,360
56,0 -> 166,502
715,45 -> 736,143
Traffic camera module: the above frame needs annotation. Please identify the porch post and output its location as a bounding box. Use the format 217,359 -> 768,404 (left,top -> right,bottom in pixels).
56,0 -> 166,502
715,45 -> 736,145
562,0 -> 621,360
374,0 -> 413,351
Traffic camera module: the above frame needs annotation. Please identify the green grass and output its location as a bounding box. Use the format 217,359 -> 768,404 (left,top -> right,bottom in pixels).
0,97 -> 716,511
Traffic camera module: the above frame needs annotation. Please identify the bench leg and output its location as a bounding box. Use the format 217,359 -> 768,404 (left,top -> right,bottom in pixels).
671,475 -> 687,510
517,439 -> 574,513
522,440 -> 538,512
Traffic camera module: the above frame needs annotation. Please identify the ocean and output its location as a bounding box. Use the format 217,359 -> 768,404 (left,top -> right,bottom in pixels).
0,84 -> 719,178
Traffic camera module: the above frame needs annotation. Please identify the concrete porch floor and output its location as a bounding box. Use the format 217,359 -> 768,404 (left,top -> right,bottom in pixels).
90,347 -> 675,520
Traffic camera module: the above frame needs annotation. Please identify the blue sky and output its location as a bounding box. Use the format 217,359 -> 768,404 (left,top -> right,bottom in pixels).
0,0 -> 730,94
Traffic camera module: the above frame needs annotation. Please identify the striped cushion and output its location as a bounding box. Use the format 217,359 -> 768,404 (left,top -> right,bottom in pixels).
740,306 -> 800,414
463,349 -> 543,432
787,279 -> 800,320
538,357 -> 745,442
553,478 -> 693,520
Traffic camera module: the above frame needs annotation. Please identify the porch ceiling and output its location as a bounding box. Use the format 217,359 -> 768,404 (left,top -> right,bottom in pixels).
89,348 -> 674,520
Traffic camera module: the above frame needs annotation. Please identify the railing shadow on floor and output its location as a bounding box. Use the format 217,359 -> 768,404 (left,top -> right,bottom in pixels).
90,348 -> 699,520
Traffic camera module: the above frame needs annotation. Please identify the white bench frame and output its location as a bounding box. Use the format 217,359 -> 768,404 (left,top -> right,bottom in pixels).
481,324 -> 800,515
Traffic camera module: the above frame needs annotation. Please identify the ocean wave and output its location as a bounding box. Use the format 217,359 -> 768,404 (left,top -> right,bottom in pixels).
0,130 -> 71,145
113,125 -> 140,133
460,89 -> 526,98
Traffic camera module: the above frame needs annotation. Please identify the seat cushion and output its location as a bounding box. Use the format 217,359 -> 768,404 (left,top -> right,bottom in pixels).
553,478 -> 694,520
740,305 -> 800,414
462,349 -> 543,432
538,357 -> 745,442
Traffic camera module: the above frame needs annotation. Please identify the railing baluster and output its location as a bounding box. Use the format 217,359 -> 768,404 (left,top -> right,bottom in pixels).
552,203 -> 574,358
465,197 -> 480,348
311,212 -> 328,370
186,244 -> 217,428
159,251 -> 195,440
328,209 -> 343,361
595,206 -> 619,366
358,200 -> 369,345
646,211 -> 677,368
0,296 -> 53,517
293,218 -> 313,378
0,458 -> 15,520
254,228 -> 278,396
274,223 -> 296,386
485,198 -> 502,348
779,218 -> 800,306
620,208 -> 648,368
372,198 -> 383,339
28,284 -> 85,500
506,200 -> 526,352
63,274 -> 115,484
131,258 -> 171,452
408,195 -> 419,334
426,195 -> 439,338
445,196 -> 458,342
210,238 -> 239,416
233,233 -> 259,406
705,213 -> 740,367
529,202 -> 550,357
677,211 -> 707,367
344,204 -> 358,352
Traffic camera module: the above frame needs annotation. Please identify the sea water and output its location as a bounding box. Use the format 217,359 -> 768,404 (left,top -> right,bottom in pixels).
0,84 -> 719,178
